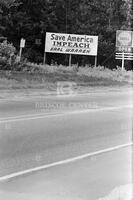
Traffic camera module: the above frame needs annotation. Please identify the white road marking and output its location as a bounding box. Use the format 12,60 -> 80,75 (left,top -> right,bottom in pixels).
0,104 -> 132,123
0,142 -> 132,182
0,111 -> 65,121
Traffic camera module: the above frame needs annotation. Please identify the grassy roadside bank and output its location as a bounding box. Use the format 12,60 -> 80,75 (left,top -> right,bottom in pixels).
0,65 -> 132,90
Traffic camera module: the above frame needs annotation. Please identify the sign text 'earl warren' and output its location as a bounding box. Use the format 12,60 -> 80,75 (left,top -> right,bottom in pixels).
45,32 -> 98,56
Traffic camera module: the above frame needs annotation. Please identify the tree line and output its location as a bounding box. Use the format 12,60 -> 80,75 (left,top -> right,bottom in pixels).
0,0 -> 132,69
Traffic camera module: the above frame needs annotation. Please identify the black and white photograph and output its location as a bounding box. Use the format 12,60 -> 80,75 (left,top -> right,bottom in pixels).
0,0 -> 133,199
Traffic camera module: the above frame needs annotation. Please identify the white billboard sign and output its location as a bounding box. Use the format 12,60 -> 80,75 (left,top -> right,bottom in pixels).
45,32 -> 98,56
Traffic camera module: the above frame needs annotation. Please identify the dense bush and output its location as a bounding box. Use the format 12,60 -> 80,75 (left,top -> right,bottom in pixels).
0,40 -> 16,70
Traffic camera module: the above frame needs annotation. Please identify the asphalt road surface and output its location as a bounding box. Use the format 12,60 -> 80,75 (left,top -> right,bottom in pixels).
0,146 -> 132,200
0,90 -> 132,199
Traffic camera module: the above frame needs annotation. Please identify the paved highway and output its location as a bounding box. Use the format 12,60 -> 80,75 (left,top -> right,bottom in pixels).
0,90 -> 132,199
0,146 -> 132,200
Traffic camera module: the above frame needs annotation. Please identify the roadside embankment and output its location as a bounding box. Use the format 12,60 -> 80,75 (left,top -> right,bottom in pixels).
0,65 -> 132,98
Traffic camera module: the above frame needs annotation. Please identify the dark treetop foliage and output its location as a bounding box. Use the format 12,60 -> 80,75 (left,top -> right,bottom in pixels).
0,0 -> 132,68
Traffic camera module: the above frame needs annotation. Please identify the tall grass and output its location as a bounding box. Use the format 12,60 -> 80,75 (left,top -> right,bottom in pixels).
0,64 -> 132,89
77,66 -> 133,82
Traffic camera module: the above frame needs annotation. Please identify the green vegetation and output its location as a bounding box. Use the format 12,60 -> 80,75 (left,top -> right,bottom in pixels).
0,65 -> 132,90
0,0 -> 132,69
0,40 -> 16,69
0,0 -> 132,91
